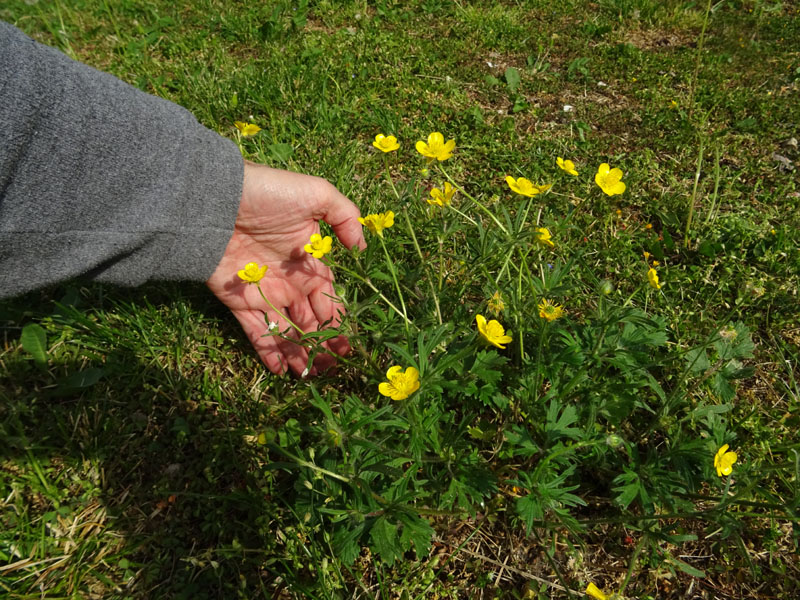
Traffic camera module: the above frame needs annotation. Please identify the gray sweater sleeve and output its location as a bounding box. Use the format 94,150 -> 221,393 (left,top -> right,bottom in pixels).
0,21 -> 243,298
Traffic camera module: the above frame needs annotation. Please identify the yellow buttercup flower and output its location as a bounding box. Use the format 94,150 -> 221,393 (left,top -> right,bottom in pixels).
488,291 -> 505,315
428,182 -> 456,207
557,157 -> 578,176
714,444 -> 738,477
303,233 -> 333,259
535,227 -> 555,248
595,163 -> 626,196
505,176 -> 551,197
647,267 -> 661,290
358,211 -> 395,237
378,366 -> 420,401
538,299 -> 564,321
415,132 -> 455,161
476,314 -> 513,350
237,262 -> 268,284
586,583 -> 615,600
234,121 -> 262,137
373,133 -> 400,153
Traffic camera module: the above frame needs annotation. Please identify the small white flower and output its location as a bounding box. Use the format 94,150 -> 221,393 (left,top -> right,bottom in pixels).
268,321 -> 278,331
563,104 -> 574,112
597,81 -> 608,87
486,60 -> 495,68
301,367 -> 309,379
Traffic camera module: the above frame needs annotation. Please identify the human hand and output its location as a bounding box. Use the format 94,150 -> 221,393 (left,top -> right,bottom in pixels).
207,161 -> 366,376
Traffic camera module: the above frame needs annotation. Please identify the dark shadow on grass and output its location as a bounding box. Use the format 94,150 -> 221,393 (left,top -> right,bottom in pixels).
0,282 -> 328,599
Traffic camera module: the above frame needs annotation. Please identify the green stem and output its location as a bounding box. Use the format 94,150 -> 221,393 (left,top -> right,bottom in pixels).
438,164 -> 509,235
716,475 -> 734,510
256,284 -> 304,335
446,204 -> 478,227
687,0 -> 713,121
530,529 -> 575,599
332,262 -> 412,327
383,154 -> 401,200
685,134 -> 705,249
379,235 -> 410,337
402,209 -> 443,324
619,535 -> 648,595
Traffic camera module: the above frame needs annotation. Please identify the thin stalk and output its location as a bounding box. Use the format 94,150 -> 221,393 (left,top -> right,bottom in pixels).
517,195 -> 535,233
447,204 -> 479,227
619,535 -> 648,596
383,154 -> 401,200
379,235 -> 410,337
256,285 -> 304,335
438,164 -> 509,235
530,528 -> 575,599
331,262 -> 412,327
685,134 -> 705,249
533,320 -> 547,404
402,208 -> 443,324
688,0 -> 713,121
704,144 -> 722,225
437,210 -> 445,293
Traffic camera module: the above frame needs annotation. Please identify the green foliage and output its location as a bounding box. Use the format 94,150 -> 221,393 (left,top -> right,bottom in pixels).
2,0 -> 799,597
20,322 -> 48,369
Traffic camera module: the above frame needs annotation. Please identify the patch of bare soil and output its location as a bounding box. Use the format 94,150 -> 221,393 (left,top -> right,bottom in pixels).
624,29 -> 697,51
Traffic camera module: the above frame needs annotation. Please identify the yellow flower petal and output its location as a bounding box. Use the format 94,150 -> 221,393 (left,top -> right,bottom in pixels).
535,227 -> 555,248
476,314 -> 512,349
234,121 -> 262,137
358,211 -> 395,237
303,233 -> 334,259
595,163 -> 626,196
557,157 -> 579,176
237,261 -> 268,284
379,365 -> 420,400
586,583 -> 609,600
506,176 -> 539,197
538,299 -> 565,321
373,133 -> 400,153
647,267 -> 661,290
714,444 -> 738,477
428,181 -> 456,207
416,132 -> 455,161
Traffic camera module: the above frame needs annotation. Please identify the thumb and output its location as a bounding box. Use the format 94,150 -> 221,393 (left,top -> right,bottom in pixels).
318,182 -> 367,251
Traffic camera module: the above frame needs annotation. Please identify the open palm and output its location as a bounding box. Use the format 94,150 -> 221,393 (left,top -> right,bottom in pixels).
206,162 -> 365,376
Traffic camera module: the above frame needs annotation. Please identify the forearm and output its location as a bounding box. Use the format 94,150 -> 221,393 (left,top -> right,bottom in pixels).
0,21 -> 243,298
